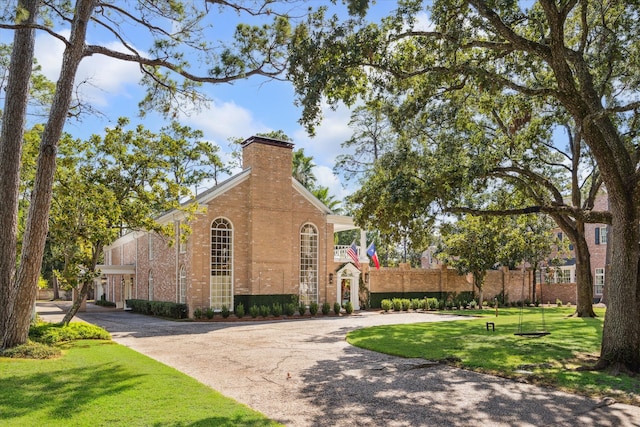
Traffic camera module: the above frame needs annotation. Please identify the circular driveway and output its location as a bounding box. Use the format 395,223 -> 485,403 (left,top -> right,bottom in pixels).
39,302 -> 640,426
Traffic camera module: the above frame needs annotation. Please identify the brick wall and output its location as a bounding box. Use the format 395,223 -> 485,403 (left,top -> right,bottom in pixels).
368,265 -> 536,305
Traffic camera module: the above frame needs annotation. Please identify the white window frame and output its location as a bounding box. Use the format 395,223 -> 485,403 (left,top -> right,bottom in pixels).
595,268 -> 605,295
299,223 -> 318,306
210,218 -> 233,310
148,270 -> 154,301
179,265 -> 187,304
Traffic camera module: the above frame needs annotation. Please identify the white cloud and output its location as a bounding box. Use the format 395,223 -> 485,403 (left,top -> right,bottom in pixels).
35,30 -> 142,107
181,99 -> 263,144
292,102 -> 354,166
314,165 -> 351,201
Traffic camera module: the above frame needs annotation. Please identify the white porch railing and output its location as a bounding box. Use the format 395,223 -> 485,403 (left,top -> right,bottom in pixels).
334,245 -> 361,262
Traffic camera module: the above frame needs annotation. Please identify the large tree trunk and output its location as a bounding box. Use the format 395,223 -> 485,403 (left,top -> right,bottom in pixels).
3,0 -> 95,348
0,0 -> 39,350
573,223 -> 596,317
596,203 -> 640,373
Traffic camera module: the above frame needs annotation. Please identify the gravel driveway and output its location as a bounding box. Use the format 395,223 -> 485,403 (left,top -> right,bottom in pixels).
38,302 -> 640,426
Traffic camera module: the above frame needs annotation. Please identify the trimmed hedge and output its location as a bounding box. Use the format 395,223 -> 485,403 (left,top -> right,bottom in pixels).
29,322 -> 111,345
126,299 -> 188,319
370,292 -> 448,308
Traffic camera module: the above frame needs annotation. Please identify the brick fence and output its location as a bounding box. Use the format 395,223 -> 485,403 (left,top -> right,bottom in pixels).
367,264 -> 577,306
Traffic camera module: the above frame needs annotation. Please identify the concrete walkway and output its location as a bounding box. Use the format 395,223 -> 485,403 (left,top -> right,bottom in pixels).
37,301 -> 640,426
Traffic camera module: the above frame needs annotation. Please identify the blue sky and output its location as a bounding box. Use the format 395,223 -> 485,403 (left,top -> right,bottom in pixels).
9,1 -> 411,202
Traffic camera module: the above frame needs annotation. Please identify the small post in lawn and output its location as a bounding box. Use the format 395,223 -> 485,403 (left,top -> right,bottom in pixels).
495,298 -> 498,317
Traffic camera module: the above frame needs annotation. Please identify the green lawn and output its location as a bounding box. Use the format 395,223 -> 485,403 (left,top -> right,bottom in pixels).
0,340 -> 281,427
347,307 -> 640,404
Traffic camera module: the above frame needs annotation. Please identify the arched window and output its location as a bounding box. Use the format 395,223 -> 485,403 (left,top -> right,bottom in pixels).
179,265 -> 187,304
299,223 -> 318,305
211,218 -> 233,310
148,271 -> 154,301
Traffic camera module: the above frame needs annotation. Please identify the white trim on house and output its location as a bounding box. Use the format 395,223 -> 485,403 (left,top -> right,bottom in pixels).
96,264 -> 136,275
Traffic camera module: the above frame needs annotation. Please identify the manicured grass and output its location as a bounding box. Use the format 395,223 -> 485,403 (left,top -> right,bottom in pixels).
347,307 -> 640,404
0,340 -> 281,427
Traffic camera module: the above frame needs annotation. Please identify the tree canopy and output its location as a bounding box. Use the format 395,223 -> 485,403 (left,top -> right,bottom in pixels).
288,0 -> 640,372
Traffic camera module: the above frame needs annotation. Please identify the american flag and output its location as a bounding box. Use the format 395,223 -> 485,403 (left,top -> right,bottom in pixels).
347,242 -> 360,269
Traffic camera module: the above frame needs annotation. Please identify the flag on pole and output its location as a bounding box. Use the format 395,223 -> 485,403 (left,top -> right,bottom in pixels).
367,242 -> 380,270
347,242 -> 360,269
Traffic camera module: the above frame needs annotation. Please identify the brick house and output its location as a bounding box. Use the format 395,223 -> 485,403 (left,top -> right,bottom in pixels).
537,189 -> 609,302
97,136 -> 368,316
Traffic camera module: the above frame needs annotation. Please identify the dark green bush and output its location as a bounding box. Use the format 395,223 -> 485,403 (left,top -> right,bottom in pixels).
272,302 -> 283,317
193,308 -> 203,319
333,302 -> 341,315
125,299 -> 188,319
344,301 -> 354,314
249,305 -> 259,318
95,299 -> 116,307
235,303 -> 245,318
298,302 -> 307,316
321,302 -> 331,315
259,305 -> 270,317
309,302 -> 319,316
221,305 -> 231,318
284,303 -> 296,316
205,308 -> 215,319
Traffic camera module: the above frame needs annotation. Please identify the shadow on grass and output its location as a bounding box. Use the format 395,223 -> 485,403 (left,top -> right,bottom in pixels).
0,360 -> 143,420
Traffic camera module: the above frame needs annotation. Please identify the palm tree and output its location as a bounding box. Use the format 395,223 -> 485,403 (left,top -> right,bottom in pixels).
292,148 -> 317,190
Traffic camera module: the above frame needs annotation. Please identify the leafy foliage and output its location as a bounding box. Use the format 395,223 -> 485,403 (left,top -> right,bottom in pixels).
29,322 -> 111,345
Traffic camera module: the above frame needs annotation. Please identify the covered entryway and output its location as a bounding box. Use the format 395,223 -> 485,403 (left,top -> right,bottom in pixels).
336,263 -> 360,310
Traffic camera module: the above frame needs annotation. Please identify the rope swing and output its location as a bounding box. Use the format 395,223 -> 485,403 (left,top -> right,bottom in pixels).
515,269 -> 550,337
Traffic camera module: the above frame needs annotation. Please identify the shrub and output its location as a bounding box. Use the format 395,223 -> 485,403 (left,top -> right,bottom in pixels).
272,302 -> 283,317
309,302 -> 319,316
259,305 -> 270,318
249,305 -> 259,318
95,299 -> 116,307
344,301 -> 354,314
205,308 -> 215,319
469,300 -> 477,309
1,341 -> 61,359
193,308 -> 203,319
333,302 -> 341,315
381,299 -> 392,312
426,297 -> 439,311
284,303 -> 296,317
235,303 -> 245,318
321,302 -> 331,315
401,299 -> 411,311
298,302 -> 307,316
410,298 -> 424,310
29,322 -> 111,345
126,299 -> 188,319
221,305 -> 231,319
392,298 -> 402,312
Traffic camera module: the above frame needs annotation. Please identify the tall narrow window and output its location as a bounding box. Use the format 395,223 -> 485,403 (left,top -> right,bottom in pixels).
148,233 -> 154,260
600,226 -> 608,244
595,268 -> 605,296
179,265 -> 187,304
148,271 -> 154,301
178,221 -> 187,253
299,223 -> 318,306
211,218 -> 233,310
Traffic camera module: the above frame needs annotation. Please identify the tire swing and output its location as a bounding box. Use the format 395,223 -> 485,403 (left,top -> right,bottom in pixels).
515,273 -> 550,337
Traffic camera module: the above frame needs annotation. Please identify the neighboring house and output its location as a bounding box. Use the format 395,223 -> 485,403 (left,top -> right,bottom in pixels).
536,189 -> 609,302
97,135 -> 368,316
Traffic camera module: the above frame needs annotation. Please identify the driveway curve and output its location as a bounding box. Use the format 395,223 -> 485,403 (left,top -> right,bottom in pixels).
39,302 -> 640,426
